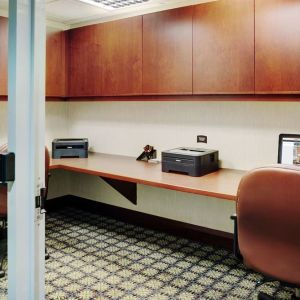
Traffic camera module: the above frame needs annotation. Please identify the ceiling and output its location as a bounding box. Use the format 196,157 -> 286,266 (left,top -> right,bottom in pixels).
0,0 -> 215,29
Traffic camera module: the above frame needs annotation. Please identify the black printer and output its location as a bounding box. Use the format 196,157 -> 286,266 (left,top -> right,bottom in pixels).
52,138 -> 88,159
162,147 -> 219,177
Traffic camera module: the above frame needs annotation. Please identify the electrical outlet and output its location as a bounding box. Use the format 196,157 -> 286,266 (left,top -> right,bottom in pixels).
197,135 -> 207,143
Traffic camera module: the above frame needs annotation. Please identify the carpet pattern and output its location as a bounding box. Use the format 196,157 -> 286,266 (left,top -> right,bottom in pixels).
0,206 -> 294,300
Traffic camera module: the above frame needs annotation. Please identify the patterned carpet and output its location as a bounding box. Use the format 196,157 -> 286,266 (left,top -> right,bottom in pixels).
0,206 -> 294,300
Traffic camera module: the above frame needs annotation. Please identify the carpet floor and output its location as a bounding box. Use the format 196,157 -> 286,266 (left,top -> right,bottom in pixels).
0,206 -> 294,300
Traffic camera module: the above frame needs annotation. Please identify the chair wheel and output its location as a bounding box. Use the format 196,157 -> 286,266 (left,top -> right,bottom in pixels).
258,292 -> 276,300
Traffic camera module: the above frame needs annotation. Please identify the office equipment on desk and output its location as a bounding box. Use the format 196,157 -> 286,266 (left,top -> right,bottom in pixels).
136,145 -> 157,161
162,147 -> 219,177
52,138 -> 88,159
278,133 -> 300,165
232,166 -> 300,300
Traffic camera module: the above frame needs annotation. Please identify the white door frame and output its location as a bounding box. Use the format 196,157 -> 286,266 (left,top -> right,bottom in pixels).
7,1 -> 46,299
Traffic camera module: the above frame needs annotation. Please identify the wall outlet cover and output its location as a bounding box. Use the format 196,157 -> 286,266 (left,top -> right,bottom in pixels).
197,135 -> 207,143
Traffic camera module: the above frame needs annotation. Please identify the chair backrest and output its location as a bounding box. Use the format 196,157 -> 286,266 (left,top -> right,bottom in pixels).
0,145 -> 50,217
237,165 -> 300,285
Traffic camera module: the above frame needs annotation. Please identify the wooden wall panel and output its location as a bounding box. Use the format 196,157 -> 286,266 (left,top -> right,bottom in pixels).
255,0 -> 300,93
193,0 -> 254,94
101,17 -> 142,96
0,17 -> 8,96
68,25 -> 102,97
143,7 -> 193,95
46,29 -> 67,97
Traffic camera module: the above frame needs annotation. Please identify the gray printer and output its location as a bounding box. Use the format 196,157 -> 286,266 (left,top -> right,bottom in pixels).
162,147 -> 219,177
52,138 -> 88,159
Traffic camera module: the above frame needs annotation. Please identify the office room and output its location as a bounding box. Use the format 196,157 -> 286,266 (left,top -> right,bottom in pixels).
0,0 -> 300,299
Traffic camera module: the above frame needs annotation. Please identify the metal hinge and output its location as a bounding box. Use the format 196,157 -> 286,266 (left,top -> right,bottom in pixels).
35,187 -> 47,214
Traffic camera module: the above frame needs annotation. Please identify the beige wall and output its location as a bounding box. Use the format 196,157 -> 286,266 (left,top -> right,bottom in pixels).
61,100 -> 300,233
0,102 -> 68,148
67,171 -> 236,233
45,102 -> 69,149
67,101 -> 300,170
2,100 -> 300,233
0,102 -> 70,200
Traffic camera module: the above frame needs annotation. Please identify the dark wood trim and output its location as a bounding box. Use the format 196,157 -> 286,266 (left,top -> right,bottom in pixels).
1,96 -> 67,102
2,95 -> 300,102
46,195 -> 234,250
66,94 -> 300,102
46,97 -> 68,101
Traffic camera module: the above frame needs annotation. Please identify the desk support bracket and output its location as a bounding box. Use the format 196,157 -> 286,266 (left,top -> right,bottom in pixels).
100,177 -> 137,205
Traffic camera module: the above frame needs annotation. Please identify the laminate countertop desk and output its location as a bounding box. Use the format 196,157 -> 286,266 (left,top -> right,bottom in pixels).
50,152 -> 246,202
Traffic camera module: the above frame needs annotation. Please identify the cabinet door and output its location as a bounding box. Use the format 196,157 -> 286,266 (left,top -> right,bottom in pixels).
193,0 -> 254,94
46,29 -> 67,97
68,25 -> 102,97
0,17 -> 8,96
143,7 -> 193,95
255,0 -> 300,93
101,17 -> 142,96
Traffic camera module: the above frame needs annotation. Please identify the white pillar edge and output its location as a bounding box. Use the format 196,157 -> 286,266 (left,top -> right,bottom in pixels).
7,1 -> 46,299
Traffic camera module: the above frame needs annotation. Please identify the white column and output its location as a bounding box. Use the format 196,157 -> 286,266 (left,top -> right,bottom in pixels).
7,1 -> 46,299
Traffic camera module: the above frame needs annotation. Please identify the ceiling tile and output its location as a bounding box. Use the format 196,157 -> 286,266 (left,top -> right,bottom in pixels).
46,0 -> 108,23
0,0 -> 217,28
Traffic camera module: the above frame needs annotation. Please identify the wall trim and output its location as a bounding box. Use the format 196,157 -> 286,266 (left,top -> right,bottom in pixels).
46,195 -> 234,250
2,95 -> 300,102
66,94 -> 300,102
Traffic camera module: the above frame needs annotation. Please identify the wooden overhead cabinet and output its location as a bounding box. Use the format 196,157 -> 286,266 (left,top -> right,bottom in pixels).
46,29 -> 67,97
0,18 -> 68,98
255,0 -> 300,94
101,17 -> 142,96
0,17 -> 8,96
68,25 -> 102,97
143,7 -> 193,95
193,0 -> 255,94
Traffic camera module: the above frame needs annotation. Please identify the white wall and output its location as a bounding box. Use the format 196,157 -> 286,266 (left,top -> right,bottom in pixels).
62,100 -> 300,233
0,102 -> 68,148
45,102 -> 69,148
67,101 -> 300,170
0,101 -> 70,199
68,171 -> 236,233
2,100 -> 300,233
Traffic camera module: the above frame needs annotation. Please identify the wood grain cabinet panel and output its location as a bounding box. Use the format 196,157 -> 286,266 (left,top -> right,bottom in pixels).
193,0 -> 254,94
46,29 -> 67,97
68,25 -> 102,97
143,7 -> 193,95
101,17 -> 142,96
0,17 -> 8,96
255,0 -> 300,93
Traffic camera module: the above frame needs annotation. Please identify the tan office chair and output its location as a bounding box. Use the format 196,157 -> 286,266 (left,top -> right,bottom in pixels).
232,165 -> 300,300
0,144 -> 50,278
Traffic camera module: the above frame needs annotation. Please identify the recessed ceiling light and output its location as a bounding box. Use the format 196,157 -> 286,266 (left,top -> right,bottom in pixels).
78,0 -> 150,10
